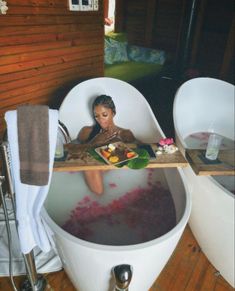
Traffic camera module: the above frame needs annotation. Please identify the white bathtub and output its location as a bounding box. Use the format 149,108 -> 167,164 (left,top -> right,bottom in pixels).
173,77 -> 235,287
42,78 -> 191,291
43,167 -> 191,291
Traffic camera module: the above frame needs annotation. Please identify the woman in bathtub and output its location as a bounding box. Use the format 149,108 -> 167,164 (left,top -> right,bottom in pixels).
77,95 -> 137,195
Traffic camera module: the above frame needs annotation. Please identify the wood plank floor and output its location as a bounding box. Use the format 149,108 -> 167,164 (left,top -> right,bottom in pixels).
0,225 -> 233,291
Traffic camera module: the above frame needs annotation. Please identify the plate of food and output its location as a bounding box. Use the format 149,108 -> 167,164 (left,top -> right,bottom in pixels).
95,142 -> 138,166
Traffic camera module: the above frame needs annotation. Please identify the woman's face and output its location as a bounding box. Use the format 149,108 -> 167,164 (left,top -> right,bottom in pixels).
93,105 -> 114,129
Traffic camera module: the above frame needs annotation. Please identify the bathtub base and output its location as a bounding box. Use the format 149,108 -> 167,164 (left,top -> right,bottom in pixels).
184,166 -> 235,288
46,220 -> 185,291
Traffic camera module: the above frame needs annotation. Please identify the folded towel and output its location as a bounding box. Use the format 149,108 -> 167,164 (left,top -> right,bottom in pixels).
17,105 -> 49,186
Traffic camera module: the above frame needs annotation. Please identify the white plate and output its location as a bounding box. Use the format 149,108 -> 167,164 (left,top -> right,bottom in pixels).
95,142 -> 138,166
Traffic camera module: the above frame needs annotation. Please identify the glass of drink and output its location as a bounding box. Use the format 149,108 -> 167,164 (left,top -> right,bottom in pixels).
55,131 -> 64,159
205,133 -> 223,160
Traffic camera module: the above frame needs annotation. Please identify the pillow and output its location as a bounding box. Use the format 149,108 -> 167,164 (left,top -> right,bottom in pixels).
127,45 -> 166,65
104,36 -> 129,65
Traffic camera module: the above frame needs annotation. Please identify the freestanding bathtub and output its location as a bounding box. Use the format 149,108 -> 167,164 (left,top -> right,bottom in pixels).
173,77 -> 235,287
43,77 -> 191,291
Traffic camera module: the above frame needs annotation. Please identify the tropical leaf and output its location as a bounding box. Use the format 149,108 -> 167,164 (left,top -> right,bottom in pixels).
127,149 -> 150,169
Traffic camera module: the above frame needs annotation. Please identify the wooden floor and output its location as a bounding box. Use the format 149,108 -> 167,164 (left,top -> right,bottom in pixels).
0,225 -> 233,291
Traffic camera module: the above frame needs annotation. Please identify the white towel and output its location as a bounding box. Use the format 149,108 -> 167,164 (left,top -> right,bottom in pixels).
0,199 -> 62,275
5,109 -> 58,254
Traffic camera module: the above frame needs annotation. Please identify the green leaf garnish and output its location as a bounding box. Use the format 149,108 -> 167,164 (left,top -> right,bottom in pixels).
127,149 -> 150,169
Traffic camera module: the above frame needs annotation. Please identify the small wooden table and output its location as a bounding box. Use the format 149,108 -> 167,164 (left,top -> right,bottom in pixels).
53,143 -> 188,172
185,149 -> 235,176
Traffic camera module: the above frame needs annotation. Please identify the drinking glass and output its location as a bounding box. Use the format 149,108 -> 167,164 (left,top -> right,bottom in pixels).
205,133 -> 223,160
55,131 -> 64,159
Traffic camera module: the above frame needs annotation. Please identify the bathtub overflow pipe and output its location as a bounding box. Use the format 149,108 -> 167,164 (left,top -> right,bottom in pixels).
113,264 -> 133,291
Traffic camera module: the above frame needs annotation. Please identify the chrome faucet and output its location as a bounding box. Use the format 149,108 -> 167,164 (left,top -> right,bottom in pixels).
113,264 -> 133,291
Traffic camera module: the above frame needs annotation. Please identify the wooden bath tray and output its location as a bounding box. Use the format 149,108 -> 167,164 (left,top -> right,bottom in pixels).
53,143 -> 188,172
185,149 -> 235,176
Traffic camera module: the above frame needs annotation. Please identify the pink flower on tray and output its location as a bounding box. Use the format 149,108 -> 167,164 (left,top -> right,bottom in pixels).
158,138 -> 174,146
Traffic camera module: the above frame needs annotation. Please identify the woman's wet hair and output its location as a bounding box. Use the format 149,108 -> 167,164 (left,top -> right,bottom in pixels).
87,95 -> 116,141
92,95 -> 116,115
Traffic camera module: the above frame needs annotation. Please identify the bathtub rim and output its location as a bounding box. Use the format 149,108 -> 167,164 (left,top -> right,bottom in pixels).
42,167 -> 191,252
207,175 -> 234,199
175,132 -> 235,200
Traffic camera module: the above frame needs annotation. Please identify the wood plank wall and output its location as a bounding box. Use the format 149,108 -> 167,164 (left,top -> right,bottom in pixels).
124,0 -> 151,46
116,0 -> 185,56
116,0 -> 234,82
152,0 -> 185,53
0,0 -> 104,138
192,0 -> 234,81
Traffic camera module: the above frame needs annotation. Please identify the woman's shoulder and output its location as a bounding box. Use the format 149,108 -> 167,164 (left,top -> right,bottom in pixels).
118,127 -> 136,142
77,126 -> 93,142
79,125 -> 93,135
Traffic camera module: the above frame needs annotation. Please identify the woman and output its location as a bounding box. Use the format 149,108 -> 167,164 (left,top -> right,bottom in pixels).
77,95 -> 136,195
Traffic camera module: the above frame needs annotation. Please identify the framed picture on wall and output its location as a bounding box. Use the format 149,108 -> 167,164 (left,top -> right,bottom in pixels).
68,0 -> 98,11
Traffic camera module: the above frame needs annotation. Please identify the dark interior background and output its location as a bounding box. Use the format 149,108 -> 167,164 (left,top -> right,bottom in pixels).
0,0 -> 234,138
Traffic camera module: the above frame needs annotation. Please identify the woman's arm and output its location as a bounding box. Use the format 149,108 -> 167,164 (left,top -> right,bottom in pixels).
78,126 -> 116,146
119,129 -> 137,143
77,126 -> 93,143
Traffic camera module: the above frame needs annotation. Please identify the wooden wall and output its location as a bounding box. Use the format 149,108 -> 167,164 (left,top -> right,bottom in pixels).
152,0 -> 185,53
116,0 -> 234,82
190,0 -> 234,82
122,0 -> 157,47
116,0 -> 185,54
115,0 -> 187,72
0,0 -> 104,138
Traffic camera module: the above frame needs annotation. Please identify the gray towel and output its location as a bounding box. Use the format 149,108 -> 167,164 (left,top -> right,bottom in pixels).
17,105 -> 49,186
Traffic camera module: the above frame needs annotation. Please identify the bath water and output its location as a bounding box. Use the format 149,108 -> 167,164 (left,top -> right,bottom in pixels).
61,170 -> 176,245
185,132 -> 235,194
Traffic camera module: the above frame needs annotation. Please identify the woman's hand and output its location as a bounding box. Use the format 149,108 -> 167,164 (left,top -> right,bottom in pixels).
90,130 -> 119,146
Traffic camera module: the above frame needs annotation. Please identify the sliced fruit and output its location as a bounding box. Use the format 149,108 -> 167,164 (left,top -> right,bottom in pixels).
109,155 -> 119,163
126,151 -> 136,158
108,143 -> 116,151
101,149 -> 111,158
